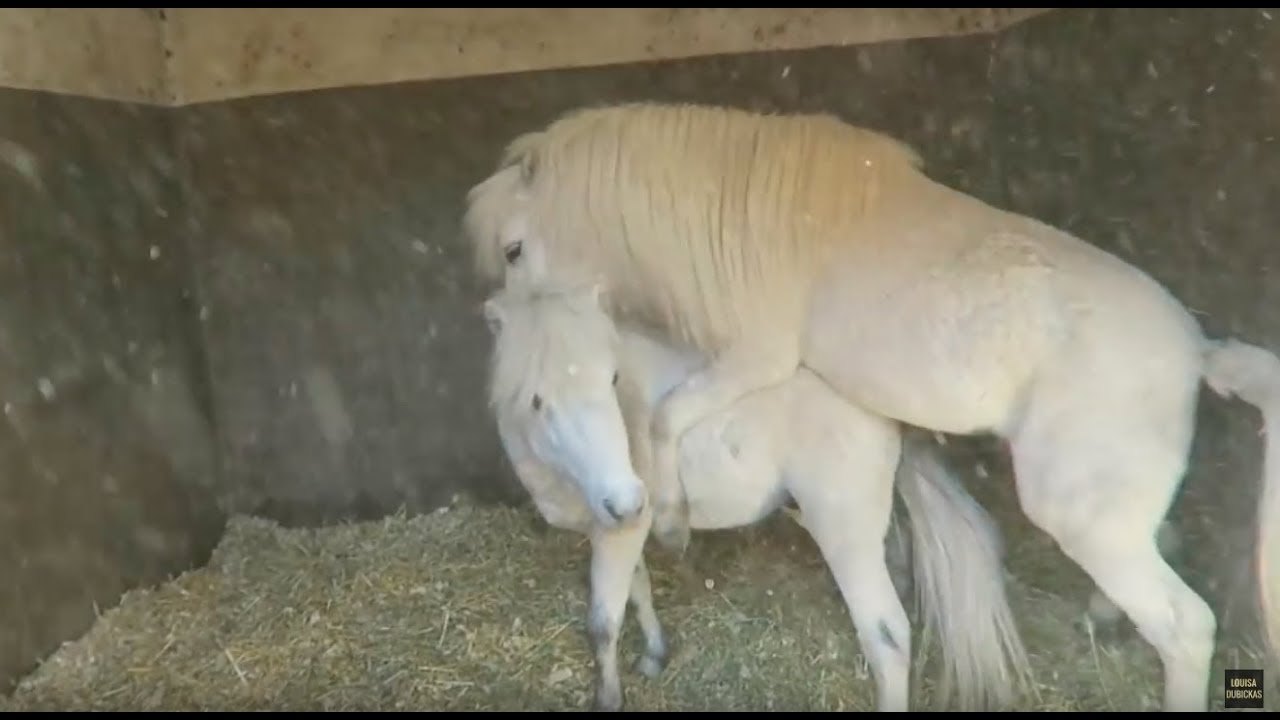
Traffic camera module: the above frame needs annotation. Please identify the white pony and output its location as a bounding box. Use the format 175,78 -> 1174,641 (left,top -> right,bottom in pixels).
463,101 -> 1280,711
482,283 -> 1030,712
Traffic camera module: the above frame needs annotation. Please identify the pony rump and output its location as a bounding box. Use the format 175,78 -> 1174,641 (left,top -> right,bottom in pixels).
464,102 -> 930,350
482,283 -> 621,415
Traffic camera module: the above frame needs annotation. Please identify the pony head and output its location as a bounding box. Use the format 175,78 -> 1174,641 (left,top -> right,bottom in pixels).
462,140 -> 567,293
483,282 -> 648,530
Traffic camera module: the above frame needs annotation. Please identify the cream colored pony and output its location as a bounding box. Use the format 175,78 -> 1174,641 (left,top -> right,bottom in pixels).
482,283 -> 1030,712
463,101 -> 1280,712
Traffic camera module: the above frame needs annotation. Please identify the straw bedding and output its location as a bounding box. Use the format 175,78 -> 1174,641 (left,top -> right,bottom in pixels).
0,494 -> 1260,711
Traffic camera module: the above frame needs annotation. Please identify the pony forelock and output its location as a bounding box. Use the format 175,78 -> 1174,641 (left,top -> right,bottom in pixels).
485,284 -> 622,416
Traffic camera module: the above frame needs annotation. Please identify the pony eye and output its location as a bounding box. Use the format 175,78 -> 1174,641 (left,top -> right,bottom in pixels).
612,372 -> 619,386
504,241 -> 523,263
531,394 -> 542,411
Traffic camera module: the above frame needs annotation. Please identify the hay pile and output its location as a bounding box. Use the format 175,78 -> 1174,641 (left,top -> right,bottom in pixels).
0,496 -> 1253,711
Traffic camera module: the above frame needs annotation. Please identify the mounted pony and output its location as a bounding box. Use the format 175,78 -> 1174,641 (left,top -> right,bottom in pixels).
463,101 -> 1280,712
481,283 -> 1029,712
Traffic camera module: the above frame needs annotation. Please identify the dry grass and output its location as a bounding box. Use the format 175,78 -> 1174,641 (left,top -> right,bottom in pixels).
0,495 -> 1269,712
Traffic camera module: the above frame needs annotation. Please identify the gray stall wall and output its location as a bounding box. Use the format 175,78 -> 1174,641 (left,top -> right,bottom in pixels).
1,5 -> 1277,695
0,92 -> 224,689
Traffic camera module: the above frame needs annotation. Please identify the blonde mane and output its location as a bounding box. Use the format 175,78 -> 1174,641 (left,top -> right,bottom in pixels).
485,284 -> 622,415
463,101 -> 929,352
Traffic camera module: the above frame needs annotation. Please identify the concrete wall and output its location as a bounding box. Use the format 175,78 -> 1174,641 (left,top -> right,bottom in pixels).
0,92 -> 223,690
2,4 -> 1277,696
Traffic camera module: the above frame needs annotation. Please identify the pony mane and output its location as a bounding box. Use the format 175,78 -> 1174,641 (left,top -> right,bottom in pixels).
485,284 -> 622,415
463,101 -> 929,351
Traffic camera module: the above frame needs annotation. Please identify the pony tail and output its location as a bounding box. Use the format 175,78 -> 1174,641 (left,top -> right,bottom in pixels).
1202,338 -> 1280,665
895,430 -> 1032,710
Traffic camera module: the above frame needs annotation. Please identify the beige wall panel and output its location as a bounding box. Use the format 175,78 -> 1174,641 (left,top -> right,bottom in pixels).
0,8 -> 1054,105
0,8 -> 168,104
166,7 -> 1056,105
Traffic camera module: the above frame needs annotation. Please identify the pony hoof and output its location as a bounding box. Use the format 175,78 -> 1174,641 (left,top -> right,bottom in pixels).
593,687 -> 624,712
653,523 -> 690,555
1081,589 -> 1132,647
634,652 -> 667,679
652,507 -> 691,555
1078,613 -> 1131,648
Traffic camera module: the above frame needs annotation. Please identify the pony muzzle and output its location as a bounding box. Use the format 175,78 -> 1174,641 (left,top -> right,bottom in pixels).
597,479 -> 648,527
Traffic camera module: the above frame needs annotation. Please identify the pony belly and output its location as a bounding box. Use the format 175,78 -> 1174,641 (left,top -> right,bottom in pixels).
803,242 -> 1061,436
676,414 -> 790,531
802,332 -> 1027,435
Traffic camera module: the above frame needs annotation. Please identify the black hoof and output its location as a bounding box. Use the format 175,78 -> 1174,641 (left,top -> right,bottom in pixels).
633,651 -> 668,679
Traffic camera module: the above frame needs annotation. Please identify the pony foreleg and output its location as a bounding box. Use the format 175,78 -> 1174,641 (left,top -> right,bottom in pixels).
628,558 -> 669,679
587,505 -> 652,712
648,340 -> 800,553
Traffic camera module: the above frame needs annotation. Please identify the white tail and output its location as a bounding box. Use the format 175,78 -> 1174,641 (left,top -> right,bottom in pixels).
895,431 -> 1033,710
1202,337 -> 1280,666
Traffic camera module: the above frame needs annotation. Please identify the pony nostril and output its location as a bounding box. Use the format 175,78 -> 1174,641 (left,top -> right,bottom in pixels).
504,241 -> 523,263
603,498 -> 623,521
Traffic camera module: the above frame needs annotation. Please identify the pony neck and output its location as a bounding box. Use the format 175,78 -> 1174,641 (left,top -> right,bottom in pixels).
615,322 -> 708,410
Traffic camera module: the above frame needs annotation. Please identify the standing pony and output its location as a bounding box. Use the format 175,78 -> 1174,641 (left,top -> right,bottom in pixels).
463,101 -> 1280,712
482,283 -> 1030,712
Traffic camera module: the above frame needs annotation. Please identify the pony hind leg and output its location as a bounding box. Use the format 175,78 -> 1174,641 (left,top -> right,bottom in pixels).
785,434 -> 911,711
1057,519 -> 1214,713
1011,435 -> 1215,712
646,338 -> 801,554
1083,518 -> 1186,645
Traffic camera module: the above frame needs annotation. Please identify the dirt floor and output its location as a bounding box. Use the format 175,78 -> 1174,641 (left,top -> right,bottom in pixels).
0,493 -> 1271,712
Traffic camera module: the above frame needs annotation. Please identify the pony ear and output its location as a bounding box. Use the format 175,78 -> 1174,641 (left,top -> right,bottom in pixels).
588,280 -> 607,308
519,152 -> 537,185
482,298 -> 505,335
